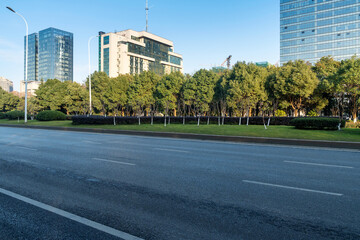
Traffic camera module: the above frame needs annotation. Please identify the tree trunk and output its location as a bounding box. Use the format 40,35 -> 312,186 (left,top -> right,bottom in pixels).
174,109 -> 177,117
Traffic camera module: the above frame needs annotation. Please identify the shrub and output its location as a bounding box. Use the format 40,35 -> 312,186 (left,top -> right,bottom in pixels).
290,117 -> 345,130
36,110 -> 66,121
0,112 -> 6,119
275,110 -> 287,117
6,111 -> 25,120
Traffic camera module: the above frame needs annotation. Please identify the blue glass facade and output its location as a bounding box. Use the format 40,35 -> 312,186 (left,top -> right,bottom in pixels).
280,0 -> 360,65
25,27 -> 73,82
25,33 -> 38,82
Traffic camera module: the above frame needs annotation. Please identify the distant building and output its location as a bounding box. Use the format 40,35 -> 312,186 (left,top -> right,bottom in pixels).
0,77 -> 13,92
280,0 -> 360,65
25,27 -> 73,82
20,81 -> 41,96
255,62 -> 270,68
98,29 -> 183,77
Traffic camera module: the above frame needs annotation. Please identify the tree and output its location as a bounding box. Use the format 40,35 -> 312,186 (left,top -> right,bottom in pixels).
36,79 -> 65,111
63,81 -> 89,115
127,71 -> 160,116
0,88 -> 21,112
156,72 -> 185,117
271,60 -> 319,117
182,69 -> 218,116
336,56 -> 360,122
107,74 -> 132,116
227,62 -> 268,117
311,56 -> 341,116
87,72 -> 110,115
214,70 -> 231,117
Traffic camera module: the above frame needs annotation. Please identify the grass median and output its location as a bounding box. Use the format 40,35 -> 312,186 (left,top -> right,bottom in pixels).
1,119 -> 359,142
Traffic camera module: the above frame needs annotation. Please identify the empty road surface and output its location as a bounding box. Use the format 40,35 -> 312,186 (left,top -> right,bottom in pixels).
0,126 -> 359,240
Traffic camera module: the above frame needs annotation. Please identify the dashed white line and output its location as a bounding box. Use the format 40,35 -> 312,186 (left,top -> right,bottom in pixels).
154,148 -> 189,153
92,158 -> 136,166
16,146 -> 37,151
82,140 -> 101,145
243,180 -> 343,196
0,187 -> 143,240
284,160 -> 354,169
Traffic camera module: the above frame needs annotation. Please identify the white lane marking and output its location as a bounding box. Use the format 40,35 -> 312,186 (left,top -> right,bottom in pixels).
284,160 -> 354,169
0,187 -> 143,240
92,158 -> 136,166
16,146 -> 37,151
154,148 -> 189,153
82,140 -> 101,145
243,180 -> 343,196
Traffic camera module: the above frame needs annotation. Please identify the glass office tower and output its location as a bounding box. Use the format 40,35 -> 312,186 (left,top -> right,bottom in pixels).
280,0 -> 360,65
25,27 -> 73,82
25,33 -> 38,82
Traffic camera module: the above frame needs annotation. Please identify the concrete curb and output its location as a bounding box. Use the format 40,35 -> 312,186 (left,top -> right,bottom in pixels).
1,124 -> 359,150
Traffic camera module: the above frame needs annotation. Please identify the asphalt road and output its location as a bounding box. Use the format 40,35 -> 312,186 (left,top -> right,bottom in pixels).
0,126 -> 359,240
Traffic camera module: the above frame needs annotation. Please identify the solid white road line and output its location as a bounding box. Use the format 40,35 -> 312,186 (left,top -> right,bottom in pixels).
92,158 -> 136,166
16,146 -> 37,151
284,160 -> 354,169
154,148 -> 189,153
242,180 -> 343,196
0,187 -> 143,240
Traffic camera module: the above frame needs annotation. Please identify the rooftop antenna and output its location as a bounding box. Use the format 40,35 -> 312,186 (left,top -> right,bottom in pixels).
146,0 -> 149,32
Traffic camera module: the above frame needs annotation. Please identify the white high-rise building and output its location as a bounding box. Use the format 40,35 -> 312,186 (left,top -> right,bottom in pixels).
0,77 -> 13,92
99,29 -> 183,77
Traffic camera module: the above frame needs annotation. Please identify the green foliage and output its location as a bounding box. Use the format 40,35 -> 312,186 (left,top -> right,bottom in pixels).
6,110 -> 25,120
269,60 -> 319,116
156,72 -> 185,115
227,62 -> 268,116
0,112 -> 6,119
290,117 -> 345,130
275,110 -> 287,117
182,69 -> 218,115
345,121 -> 360,129
0,88 -> 20,112
307,110 -> 319,117
36,110 -> 66,121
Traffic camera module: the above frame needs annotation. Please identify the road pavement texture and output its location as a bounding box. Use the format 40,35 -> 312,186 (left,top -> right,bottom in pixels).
0,126 -> 359,240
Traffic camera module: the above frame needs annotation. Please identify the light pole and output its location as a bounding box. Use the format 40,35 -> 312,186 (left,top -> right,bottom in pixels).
7,6 -> 29,123
88,35 -> 99,115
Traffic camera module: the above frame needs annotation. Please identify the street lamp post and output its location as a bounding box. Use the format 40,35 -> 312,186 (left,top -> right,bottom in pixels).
7,6 -> 29,123
88,35 -> 99,115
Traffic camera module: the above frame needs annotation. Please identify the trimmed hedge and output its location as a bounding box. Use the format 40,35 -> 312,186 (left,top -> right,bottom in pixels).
6,111 -> 25,120
0,112 -> 6,119
290,117 -> 345,130
72,116 -> 295,126
36,110 -> 67,121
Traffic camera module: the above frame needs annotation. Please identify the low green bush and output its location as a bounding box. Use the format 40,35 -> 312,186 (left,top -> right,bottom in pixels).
36,110 -> 66,121
6,111 -> 25,120
0,112 -> 6,119
290,117 -> 345,130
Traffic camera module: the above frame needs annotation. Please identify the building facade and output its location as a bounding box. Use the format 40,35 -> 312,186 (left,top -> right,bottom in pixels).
25,27 -> 73,82
0,77 -> 13,92
280,0 -> 360,65
98,30 -> 183,77
20,81 -> 41,96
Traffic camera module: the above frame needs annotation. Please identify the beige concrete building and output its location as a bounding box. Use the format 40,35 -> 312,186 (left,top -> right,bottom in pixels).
99,29 -> 183,77
0,77 -> 13,92
20,81 -> 41,96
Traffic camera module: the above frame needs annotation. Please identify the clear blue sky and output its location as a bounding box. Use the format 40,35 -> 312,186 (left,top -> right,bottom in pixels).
0,0 -> 280,91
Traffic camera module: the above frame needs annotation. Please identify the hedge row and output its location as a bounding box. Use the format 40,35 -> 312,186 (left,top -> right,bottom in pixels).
3,111 -> 26,120
72,116 -> 295,125
36,110 -> 67,121
290,118 -> 345,130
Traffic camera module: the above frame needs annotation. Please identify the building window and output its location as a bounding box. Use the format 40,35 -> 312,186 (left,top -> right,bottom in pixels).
103,48 -> 109,75
104,36 -> 109,45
